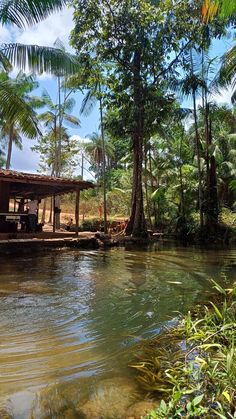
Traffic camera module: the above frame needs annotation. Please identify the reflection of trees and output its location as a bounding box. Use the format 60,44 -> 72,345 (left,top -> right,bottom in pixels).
1,248 -> 236,400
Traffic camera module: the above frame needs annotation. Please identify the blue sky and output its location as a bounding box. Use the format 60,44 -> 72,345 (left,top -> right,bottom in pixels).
0,6 -> 234,177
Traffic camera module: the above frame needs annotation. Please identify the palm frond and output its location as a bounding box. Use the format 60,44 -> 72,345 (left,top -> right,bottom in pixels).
1,43 -> 79,76
53,37 -> 66,52
63,96 -> 76,113
0,0 -> 68,28
0,50 -> 12,71
63,113 -> 80,127
0,80 -> 40,138
220,45 -> 236,88
80,86 -> 98,116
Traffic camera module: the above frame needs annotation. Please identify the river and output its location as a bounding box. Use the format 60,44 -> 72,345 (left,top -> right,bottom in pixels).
0,245 -> 235,417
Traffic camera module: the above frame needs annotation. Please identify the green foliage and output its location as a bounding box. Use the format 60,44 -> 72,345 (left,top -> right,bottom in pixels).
0,73 -> 40,139
130,281 -> 236,418
0,0 -> 68,28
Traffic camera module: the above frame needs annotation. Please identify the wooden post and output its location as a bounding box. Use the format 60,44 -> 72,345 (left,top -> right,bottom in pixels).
53,195 -> 56,232
0,181 -> 10,212
75,189 -> 80,237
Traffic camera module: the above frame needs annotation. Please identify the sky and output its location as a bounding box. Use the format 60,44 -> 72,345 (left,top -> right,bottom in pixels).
0,6 -> 100,177
0,6 -> 234,178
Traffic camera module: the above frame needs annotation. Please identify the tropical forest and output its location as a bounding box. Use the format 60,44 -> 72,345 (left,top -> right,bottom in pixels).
0,0 -> 235,418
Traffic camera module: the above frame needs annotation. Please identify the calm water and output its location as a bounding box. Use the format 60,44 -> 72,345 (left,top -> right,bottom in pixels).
0,245 -> 236,417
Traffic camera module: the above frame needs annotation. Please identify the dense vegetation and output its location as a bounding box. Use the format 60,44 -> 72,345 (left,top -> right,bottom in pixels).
0,0 -> 235,240
130,280 -> 236,418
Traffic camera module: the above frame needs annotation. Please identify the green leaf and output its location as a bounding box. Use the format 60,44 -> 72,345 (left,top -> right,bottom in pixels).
210,301 -> 223,321
193,394 -> 204,406
210,279 -> 227,296
222,390 -> 231,403
0,80 -> 39,138
0,0 -> 68,28
1,43 -> 79,76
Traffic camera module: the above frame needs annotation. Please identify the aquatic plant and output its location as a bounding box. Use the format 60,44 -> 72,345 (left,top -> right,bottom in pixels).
130,280 -> 236,418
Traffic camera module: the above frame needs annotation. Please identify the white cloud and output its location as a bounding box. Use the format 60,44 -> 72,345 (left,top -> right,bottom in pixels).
70,134 -> 90,144
0,6 -> 74,52
195,86 -> 234,109
0,24 -> 13,43
212,86 -> 234,106
15,7 -> 74,51
11,138 -> 40,173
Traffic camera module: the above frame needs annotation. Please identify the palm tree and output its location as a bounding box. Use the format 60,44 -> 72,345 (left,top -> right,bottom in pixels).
0,0 -> 68,28
39,89 -> 80,176
171,49 -> 206,228
202,0 -> 236,102
83,132 -> 114,180
0,0 -> 79,136
0,71 -> 45,168
202,0 -> 236,22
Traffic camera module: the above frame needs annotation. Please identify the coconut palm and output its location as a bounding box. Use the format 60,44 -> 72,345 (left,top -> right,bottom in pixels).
202,0 -> 236,21
0,0 -> 77,75
38,89 -> 80,176
83,132 -> 114,180
0,0 -> 68,28
201,0 -> 236,100
0,0 -> 79,138
0,71 -> 45,168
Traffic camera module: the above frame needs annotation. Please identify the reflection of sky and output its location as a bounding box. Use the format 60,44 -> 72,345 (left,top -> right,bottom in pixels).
0,246 -> 236,402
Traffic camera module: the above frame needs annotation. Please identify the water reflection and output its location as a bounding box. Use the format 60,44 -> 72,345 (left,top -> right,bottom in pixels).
0,246 -> 236,416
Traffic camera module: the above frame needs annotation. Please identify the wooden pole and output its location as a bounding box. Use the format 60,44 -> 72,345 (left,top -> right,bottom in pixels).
75,189 -> 80,237
53,195 -> 56,232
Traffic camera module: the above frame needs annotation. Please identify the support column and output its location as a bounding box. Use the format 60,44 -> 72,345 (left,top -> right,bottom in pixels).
53,195 -> 56,233
0,181 -> 10,212
0,181 -> 10,233
75,189 -> 80,237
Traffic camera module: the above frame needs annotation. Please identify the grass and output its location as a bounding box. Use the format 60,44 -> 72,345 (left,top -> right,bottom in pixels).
130,280 -> 236,418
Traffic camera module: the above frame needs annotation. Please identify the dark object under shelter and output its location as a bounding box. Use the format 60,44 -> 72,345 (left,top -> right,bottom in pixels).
0,169 -> 95,235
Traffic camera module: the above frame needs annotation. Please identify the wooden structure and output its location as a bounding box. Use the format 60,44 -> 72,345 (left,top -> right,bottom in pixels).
0,169 -> 95,235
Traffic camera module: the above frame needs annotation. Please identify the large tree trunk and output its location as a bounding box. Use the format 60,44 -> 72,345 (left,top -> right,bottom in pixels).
206,117 -> 218,231
126,132 -> 146,237
191,51 -> 204,229
148,148 -> 158,228
6,125 -> 14,170
125,50 -> 147,238
144,139 -> 152,229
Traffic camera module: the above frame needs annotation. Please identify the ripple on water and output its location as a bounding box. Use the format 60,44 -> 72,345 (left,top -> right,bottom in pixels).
0,246 -> 236,414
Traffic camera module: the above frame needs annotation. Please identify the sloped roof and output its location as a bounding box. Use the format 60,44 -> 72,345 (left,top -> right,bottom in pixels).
0,169 -> 95,199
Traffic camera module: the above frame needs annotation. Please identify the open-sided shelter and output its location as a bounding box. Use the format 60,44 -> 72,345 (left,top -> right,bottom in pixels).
0,169 -> 95,234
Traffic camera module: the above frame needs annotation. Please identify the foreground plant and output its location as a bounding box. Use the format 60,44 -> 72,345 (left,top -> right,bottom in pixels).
130,280 -> 236,418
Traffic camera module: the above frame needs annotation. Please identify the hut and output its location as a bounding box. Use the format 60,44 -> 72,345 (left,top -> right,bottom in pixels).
0,169 -> 95,235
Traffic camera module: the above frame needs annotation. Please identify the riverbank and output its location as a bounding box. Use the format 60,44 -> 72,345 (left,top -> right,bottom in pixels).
131,280 -> 236,418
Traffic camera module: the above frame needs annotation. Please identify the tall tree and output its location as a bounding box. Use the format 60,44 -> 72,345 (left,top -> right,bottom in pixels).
38,90 -> 80,176
0,71 -> 44,169
71,0 -> 203,237
0,0 -> 79,129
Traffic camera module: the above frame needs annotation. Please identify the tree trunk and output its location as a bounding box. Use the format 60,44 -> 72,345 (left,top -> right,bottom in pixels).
191,51 -> 204,229
41,199 -> 47,224
6,125 -> 14,170
206,117 -> 218,231
48,197 -> 53,223
144,139 -> 152,229
125,50 -> 147,238
149,148 -> 158,228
